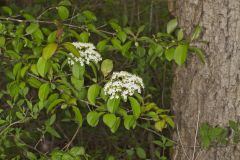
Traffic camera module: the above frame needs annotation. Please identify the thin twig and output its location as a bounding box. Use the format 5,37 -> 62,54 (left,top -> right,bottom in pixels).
173,145 -> 179,160
0,17 -> 116,36
137,124 -> 162,137
34,134 -> 44,149
0,17 -> 85,30
192,109 -> 200,160
27,72 -> 49,83
176,124 -> 191,160
161,62 -> 166,108
195,149 -> 204,160
0,119 -> 29,135
37,7 -> 56,19
63,125 -> 80,150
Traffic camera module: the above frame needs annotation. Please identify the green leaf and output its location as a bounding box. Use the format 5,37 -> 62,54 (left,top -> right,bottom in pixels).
48,31 -> 57,43
16,112 -> 24,120
79,32 -> 90,42
83,10 -> 97,21
63,42 -> 80,57
189,47 -> 205,64
191,26 -> 202,41
111,38 -> 122,50
110,117 -> 120,133
26,23 -> 39,34
121,41 -> 132,55
97,40 -> 108,52
22,13 -> 35,20
72,63 -> 85,79
42,43 -> 58,60
107,98 -> 120,113
38,83 -> 50,101
0,36 -> 5,47
13,62 -> 22,78
46,126 -> 61,138
165,117 -> 175,128
101,59 -> 113,77
136,46 -> 146,57
199,123 -> 211,148
229,120 -> 238,131
1,6 -> 12,16
135,147 -> 146,159
87,111 -> 100,127
47,99 -> 64,113
37,57 -> 49,77
165,47 -> 175,61
174,44 -> 188,65
27,78 -> 42,88
117,31 -> 127,43
154,120 -> 166,131
103,113 -> 117,129
62,153 -> 74,160
33,29 -> 44,41
109,21 -> 121,32
0,120 -> 6,125
72,106 -> 83,127
177,29 -> 184,41
21,66 -> 30,78
71,77 -> 84,90
155,45 -> 163,57
167,19 -> 178,34
57,6 -> 69,20
87,84 -> 101,105
49,114 -> 56,126
137,25 -> 145,36
138,36 -> 155,44
129,97 -> 141,118
124,115 -> 136,130
69,146 -> 85,156
59,0 -> 72,6
26,152 -> 37,160
30,64 -> 39,75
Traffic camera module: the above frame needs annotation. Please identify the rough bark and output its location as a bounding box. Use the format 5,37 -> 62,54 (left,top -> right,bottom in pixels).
172,0 -> 240,159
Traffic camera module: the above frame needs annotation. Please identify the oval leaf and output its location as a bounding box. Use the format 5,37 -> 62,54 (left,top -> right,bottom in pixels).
57,6 -> 69,20
124,115 -> 136,130
101,59 -> 113,77
42,43 -> 58,60
165,48 -> 175,61
37,57 -> 49,77
103,113 -> 117,128
72,63 -> 85,79
72,106 -> 83,127
38,83 -> 50,101
26,23 -> 39,34
87,111 -> 100,127
107,98 -> 120,113
129,97 -> 141,118
87,84 -> 101,105
174,44 -> 188,65
47,99 -> 64,113
63,42 -> 80,57
167,19 -> 178,34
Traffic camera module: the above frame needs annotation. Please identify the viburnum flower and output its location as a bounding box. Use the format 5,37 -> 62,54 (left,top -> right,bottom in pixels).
68,42 -> 102,66
104,71 -> 144,100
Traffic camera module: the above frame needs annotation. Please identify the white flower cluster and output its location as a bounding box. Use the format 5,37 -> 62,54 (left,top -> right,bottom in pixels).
68,42 -> 102,66
104,71 -> 144,100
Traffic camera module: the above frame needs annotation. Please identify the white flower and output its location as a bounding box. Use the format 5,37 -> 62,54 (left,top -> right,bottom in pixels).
68,42 -> 102,66
104,71 -> 144,100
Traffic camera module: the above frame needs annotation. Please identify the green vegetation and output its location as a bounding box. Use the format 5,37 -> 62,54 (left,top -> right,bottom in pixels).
0,0 -> 204,159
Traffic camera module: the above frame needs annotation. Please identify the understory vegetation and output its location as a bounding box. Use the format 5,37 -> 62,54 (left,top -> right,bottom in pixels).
0,0 -> 206,159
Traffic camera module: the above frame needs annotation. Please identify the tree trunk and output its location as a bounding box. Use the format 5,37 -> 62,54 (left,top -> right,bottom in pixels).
172,0 -> 240,159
